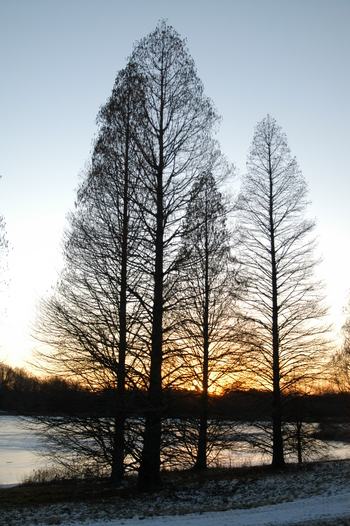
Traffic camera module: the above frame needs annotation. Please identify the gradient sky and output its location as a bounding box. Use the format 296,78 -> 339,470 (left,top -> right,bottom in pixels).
0,0 -> 349,368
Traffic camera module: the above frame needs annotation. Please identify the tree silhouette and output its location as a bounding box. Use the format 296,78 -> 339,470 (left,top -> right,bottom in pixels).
333,294 -> 350,392
128,21 -> 220,489
33,65 -> 144,483
170,168 -> 240,469
235,115 -> 329,468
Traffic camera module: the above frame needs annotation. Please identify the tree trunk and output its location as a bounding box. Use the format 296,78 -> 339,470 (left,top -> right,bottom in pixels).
111,409 -> 126,483
138,161 -> 164,489
296,420 -> 302,464
196,393 -> 208,469
196,341 -> 208,469
196,191 -> 209,470
111,109 -> 131,484
138,241 -> 163,487
269,147 -> 284,469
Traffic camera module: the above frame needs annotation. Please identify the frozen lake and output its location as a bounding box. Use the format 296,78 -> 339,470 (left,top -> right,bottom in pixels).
1,414 -> 350,486
0,413 -> 48,486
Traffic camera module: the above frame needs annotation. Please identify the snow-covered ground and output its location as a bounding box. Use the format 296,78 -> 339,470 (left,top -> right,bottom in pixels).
2,460 -> 350,525
105,492 -> 350,526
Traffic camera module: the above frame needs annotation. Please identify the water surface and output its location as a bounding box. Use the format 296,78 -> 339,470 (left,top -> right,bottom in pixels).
1,415 -> 350,486
0,414 -> 47,485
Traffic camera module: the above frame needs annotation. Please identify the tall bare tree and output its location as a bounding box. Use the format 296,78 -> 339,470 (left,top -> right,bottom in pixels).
34,65 -> 143,483
235,115 -> 329,468
128,21 -> 220,489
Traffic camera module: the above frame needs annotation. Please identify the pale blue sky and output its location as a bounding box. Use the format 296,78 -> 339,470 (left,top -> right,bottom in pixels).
0,0 -> 349,367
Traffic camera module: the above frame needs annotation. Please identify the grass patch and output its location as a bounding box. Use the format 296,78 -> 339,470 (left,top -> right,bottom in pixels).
160,458 -> 320,487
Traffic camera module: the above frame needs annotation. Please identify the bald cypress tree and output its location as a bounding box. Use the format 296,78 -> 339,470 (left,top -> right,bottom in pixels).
129,22 -> 220,489
34,65 -> 143,483
236,115 -> 329,468
172,169 -> 239,470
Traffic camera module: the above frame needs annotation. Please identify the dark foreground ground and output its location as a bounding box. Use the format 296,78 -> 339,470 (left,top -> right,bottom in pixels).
1,460 -> 350,525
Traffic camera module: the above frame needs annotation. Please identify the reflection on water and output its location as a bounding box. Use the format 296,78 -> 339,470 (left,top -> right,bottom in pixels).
212,438 -> 350,469
1,414 -> 350,486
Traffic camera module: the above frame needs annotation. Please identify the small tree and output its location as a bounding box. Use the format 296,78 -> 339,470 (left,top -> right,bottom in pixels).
170,168 -> 239,469
0,215 -> 8,282
0,176 -> 8,290
0,180 -> 9,336
236,115 -> 329,468
333,294 -> 350,392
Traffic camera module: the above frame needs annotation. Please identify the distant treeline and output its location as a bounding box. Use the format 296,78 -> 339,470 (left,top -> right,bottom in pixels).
1,363 -> 349,423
